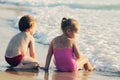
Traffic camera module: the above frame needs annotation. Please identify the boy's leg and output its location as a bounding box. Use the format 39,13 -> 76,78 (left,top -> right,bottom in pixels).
19,56 -> 39,69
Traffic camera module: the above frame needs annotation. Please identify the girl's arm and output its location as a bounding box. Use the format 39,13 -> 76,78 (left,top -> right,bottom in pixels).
44,40 -> 53,71
72,41 -> 81,60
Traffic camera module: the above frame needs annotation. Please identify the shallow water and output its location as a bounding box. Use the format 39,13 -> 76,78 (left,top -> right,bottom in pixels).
1,67 -> 120,80
0,0 -> 120,72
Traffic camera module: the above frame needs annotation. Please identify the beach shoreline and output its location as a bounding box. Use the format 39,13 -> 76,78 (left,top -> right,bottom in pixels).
0,3 -> 120,80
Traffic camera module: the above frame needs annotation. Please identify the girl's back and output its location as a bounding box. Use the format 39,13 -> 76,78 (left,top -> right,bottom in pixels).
52,36 -> 77,72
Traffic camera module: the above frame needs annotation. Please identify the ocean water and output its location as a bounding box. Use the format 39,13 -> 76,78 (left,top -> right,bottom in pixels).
0,0 -> 120,72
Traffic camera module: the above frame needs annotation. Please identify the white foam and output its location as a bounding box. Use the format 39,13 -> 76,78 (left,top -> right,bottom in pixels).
1,0 -> 120,5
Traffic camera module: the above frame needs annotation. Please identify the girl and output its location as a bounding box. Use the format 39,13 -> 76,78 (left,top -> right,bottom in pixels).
43,17 -> 94,72
5,15 -> 39,69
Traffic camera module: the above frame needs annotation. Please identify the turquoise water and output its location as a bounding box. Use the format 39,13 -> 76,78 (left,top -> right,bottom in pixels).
0,0 -> 120,72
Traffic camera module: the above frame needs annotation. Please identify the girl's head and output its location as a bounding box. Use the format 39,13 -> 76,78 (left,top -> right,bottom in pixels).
18,15 -> 36,35
61,17 -> 80,38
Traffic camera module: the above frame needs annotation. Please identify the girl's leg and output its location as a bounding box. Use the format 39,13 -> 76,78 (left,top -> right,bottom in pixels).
15,56 -> 39,69
77,56 -> 94,71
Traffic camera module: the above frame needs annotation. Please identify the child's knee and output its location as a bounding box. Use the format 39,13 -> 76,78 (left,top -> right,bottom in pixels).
83,56 -> 89,62
33,62 -> 39,67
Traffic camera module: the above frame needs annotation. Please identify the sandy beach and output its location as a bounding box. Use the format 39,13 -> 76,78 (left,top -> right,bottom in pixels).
0,3 -> 120,80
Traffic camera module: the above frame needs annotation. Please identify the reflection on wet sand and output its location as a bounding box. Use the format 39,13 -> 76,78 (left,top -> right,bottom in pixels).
52,72 -> 77,80
5,67 -> 39,77
5,67 -> 91,80
44,71 -> 91,80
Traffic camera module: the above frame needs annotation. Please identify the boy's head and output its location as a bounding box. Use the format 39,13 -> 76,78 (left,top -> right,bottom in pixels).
19,15 -> 36,32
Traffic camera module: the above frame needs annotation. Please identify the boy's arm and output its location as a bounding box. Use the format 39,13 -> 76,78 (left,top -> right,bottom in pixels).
44,41 -> 53,71
29,39 -> 36,58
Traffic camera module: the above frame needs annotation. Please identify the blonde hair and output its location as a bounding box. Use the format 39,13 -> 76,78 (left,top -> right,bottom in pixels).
61,17 -> 80,33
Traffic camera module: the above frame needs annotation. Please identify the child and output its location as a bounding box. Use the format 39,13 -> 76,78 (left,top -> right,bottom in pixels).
5,15 -> 39,69
43,17 -> 94,72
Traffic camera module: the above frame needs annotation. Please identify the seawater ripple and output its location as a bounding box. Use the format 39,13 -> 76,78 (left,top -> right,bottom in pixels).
2,0 -> 120,72
0,0 -> 120,10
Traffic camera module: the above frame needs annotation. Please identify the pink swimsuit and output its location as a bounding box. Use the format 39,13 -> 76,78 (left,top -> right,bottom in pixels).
53,48 -> 77,72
